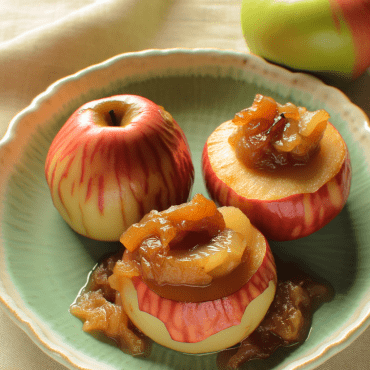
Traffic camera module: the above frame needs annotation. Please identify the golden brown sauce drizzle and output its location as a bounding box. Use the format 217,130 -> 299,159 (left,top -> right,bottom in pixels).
142,258 -> 253,303
217,259 -> 334,369
70,251 -> 150,357
71,251 -> 333,368
229,95 -> 329,171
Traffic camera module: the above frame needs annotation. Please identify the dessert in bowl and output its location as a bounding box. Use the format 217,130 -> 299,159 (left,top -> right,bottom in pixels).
0,49 -> 369,370
70,194 -> 332,368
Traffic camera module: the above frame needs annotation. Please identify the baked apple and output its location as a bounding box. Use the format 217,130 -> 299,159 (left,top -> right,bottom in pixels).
108,194 -> 277,354
45,95 -> 194,241
202,95 -> 351,241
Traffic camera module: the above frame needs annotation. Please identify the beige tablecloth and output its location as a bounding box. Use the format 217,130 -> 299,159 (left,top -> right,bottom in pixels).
0,1 -> 369,369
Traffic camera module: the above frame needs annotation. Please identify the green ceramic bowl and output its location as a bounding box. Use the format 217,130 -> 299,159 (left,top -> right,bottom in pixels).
0,48 -> 369,370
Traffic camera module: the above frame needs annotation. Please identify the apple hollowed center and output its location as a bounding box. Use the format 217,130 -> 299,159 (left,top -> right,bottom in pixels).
86,100 -> 142,128
115,194 -> 264,301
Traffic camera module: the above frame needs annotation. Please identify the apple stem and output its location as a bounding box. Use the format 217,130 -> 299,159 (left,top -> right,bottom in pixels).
109,109 -> 119,127
265,113 -> 286,136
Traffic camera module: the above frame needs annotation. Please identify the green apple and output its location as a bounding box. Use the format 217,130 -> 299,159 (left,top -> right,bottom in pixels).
241,0 -> 370,79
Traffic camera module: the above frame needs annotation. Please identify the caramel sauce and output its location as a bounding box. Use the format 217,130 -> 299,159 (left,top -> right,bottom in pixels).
71,251 -> 333,368
229,95 -> 329,171
70,251 -> 151,357
117,194 -> 252,290
169,229 -> 214,250
127,225 -> 257,302
120,193 -> 225,253
142,258 -> 253,302
217,259 -> 334,369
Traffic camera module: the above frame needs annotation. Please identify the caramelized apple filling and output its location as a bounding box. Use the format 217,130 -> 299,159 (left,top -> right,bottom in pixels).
71,251 -> 333,366
112,194 -> 253,300
218,261 -> 334,370
229,94 -> 330,170
70,253 -> 148,356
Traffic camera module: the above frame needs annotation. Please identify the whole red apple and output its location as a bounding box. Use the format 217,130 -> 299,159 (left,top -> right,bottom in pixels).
202,95 -> 351,241
241,0 -> 370,79
45,95 -> 194,241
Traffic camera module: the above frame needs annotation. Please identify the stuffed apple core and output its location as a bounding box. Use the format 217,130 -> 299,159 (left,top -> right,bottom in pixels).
202,95 -> 351,240
113,193 -> 268,302
229,94 -> 330,171
107,194 -> 277,353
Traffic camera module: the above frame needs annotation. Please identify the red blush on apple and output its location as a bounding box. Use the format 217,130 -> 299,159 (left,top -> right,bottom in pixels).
109,194 -> 278,354
132,243 -> 276,344
202,95 -> 351,241
45,95 -> 194,241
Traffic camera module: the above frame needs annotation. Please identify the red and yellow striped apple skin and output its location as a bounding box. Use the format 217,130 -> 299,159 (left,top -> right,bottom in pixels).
132,242 -> 276,343
45,95 -> 194,241
202,145 -> 351,242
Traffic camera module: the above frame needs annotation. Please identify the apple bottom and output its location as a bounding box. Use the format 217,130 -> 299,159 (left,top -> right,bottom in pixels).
117,253 -> 276,354
203,149 -> 351,241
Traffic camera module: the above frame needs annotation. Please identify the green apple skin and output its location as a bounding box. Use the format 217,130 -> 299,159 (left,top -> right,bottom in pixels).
241,0 -> 370,79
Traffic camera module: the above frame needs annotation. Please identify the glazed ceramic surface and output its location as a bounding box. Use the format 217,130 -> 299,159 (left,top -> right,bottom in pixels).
0,48 -> 369,370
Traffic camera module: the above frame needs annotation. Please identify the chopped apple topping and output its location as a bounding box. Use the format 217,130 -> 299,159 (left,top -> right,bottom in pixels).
218,262 -> 334,369
70,253 -> 149,356
229,94 -> 330,170
70,291 -> 147,355
120,193 -> 225,252
116,194 -> 248,287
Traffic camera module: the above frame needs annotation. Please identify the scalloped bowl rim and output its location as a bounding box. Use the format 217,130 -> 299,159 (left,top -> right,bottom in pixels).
0,47 -> 369,370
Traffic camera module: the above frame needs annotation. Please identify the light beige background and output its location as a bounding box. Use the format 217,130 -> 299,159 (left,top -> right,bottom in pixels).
0,1 -> 369,369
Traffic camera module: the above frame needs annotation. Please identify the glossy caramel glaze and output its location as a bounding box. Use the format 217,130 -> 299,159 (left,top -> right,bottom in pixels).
229,94 -> 329,171
217,259 -> 334,369
71,252 -> 332,367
